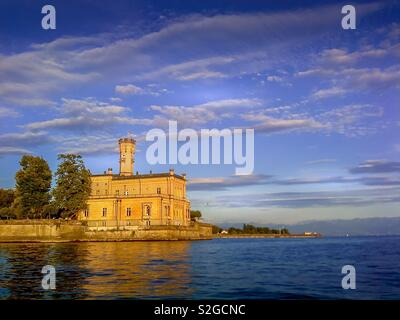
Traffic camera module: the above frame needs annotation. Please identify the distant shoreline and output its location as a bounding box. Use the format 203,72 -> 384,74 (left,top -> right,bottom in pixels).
214,233 -> 322,239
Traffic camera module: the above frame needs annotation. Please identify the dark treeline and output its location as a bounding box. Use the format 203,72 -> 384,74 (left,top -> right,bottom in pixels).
213,224 -> 290,235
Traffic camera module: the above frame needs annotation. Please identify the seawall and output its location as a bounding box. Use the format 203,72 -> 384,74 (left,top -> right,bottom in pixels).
0,220 -> 212,242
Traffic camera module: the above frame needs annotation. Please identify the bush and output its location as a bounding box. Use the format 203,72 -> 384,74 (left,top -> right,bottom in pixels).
42,203 -> 60,219
0,207 -> 17,219
190,210 -> 202,220
0,189 -> 15,208
211,225 -> 222,234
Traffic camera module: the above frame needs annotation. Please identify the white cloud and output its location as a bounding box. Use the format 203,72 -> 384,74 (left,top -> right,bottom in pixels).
242,113 -> 324,134
61,98 -> 127,115
0,107 -> 19,118
57,134 -> 119,155
319,48 -> 388,65
149,98 -> 262,126
316,104 -> 384,136
0,131 -> 51,146
115,84 -> 144,95
0,2 -> 384,107
306,159 -> 337,165
311,87 -> 348,99
24,98 -> 152,131
0,147 -> 32,155
176,70 -> 226,81
267,75 -> 283,82
4,97 -> 57,108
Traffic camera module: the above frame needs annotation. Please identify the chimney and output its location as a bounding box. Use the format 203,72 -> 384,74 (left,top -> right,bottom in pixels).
107,168 -> 113,175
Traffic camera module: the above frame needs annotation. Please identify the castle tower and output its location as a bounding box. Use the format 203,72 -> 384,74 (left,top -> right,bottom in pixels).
119,138 -> 136,176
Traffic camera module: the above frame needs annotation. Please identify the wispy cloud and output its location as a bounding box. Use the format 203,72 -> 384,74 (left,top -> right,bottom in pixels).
306,159 -> 337,165
311,87 -> 348,100
150,98 -> 262,127
25,98 -> 150,131
215,187 -> 400,208
350,160 -> 400,174
242,112 -> 324,134
188,174 -> 272,191
0,107 -> 19,118
115,84 -> 144,95
0,147 -> 32,156
0,131 -> 52,147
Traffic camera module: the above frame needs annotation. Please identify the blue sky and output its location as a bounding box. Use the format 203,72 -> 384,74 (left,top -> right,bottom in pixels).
0,0 -> 399,225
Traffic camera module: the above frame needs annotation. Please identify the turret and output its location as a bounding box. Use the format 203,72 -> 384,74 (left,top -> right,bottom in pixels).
119,138 -> 136,176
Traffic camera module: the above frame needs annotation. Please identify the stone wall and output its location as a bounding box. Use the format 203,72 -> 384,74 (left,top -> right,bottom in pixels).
0,220 -> 212,242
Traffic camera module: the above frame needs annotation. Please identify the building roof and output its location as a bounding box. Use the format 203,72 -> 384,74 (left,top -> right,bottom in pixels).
91,172 -> 186,180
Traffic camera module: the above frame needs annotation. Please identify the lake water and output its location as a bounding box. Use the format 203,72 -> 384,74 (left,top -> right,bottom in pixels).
0,236 -> 399,299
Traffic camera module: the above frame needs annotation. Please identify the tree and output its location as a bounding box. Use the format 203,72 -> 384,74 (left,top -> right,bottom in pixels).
211,225 -> 222,234
0,188 -> 15,208
226,224 -> 290,235
15,155 -> 52,218
281,228 -> 290,235
0,207 -> 16,219
53,154 -> 91,219
190,210 -> 202,220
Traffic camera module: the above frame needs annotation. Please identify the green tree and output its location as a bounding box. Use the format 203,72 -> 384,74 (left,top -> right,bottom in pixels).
53,154 -> 91,219
190,210 -> 202,220
281,228 -> 290,235
0,188 -> 15,208
211,225 -> 222,234
0,207 -> 16,219
15,155 -> 52,218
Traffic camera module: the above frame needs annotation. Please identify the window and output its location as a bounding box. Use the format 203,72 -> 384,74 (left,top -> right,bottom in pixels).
157,187 -> 161,194
127,208 -> 132,217
144,205 -> 151,217
102,208 -> 107,217
84,209 -> 89,218
116,190 -> 119,196
96,190 -> 100,195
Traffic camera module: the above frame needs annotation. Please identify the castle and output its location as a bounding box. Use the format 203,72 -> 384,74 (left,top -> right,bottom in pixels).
78,138 -> 191,227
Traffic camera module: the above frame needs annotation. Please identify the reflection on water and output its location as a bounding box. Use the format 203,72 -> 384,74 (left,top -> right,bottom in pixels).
0,242 -> 192,299
82,242 -> 192,299
1,237 -> 400,299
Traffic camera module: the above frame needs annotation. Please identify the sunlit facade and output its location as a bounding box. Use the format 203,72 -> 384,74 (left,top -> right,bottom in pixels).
78,138 -> 190,226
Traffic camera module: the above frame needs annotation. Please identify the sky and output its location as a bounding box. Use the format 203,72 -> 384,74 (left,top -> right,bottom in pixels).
0,0 -> 399,225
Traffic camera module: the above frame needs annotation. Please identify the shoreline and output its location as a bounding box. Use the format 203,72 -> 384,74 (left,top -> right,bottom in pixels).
214,234 -> 321,239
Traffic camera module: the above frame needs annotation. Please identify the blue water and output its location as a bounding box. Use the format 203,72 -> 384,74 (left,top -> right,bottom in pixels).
0,236 -> 399,299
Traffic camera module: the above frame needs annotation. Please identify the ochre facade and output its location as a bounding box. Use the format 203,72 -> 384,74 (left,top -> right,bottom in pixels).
78,138 -> 190,227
